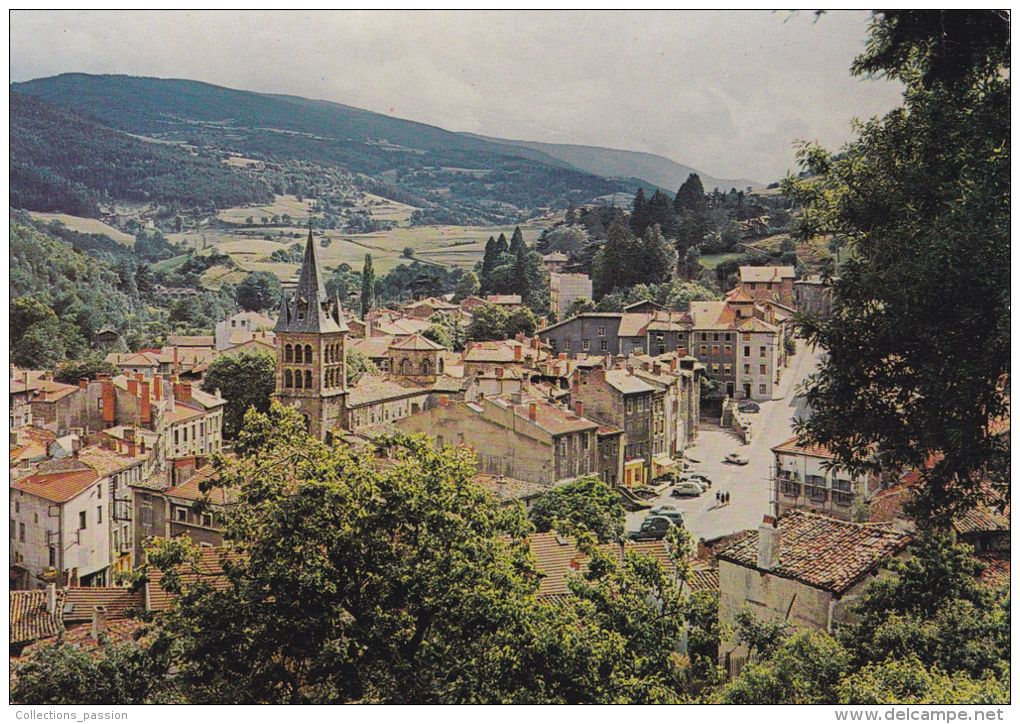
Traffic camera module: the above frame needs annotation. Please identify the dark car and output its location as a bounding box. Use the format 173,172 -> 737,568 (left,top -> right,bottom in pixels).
627,516 -> 673,541
738,401 -> 761,413
648,506 -> 683,525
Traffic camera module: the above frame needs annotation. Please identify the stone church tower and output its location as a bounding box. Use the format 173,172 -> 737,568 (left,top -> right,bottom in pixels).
274,228 -> 348,441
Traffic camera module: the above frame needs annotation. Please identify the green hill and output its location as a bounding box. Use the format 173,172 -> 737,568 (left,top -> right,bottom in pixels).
10,91 -> 275,215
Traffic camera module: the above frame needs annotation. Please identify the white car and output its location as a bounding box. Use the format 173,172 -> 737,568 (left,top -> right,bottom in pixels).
725,452 -> 750,465
671,482 -> 705,498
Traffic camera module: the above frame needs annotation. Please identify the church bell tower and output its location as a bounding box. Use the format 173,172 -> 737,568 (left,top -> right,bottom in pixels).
274,226 -> 348,440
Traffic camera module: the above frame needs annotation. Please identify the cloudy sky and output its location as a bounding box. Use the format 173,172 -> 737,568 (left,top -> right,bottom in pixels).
11,10 -> 903,183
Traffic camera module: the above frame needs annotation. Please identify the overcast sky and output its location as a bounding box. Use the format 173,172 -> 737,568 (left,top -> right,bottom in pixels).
11,10 -> 903,183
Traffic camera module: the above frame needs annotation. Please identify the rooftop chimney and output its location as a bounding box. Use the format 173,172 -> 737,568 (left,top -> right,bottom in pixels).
757,515 -> 780,571
439,395 -> 450,407
127,378 -> 138,397
78,377 -> 88,390
653,363 -> 662,376
101,378 -> 115,426
574,401 -> 584,417
45,583 -> 56,614
528,402 -> 538,421
513,345 -> 523,362
91,605 -> 108,641
153,374 -> 163,401
495,367 -> 504,378
558,352 -> 567,361
173,346 -> 180,372
140,381 -> 151,425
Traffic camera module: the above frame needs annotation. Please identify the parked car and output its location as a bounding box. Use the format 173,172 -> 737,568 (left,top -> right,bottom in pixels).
628,516 -> 673,541
678,474 -> 712,488
724,452 -> 750,465
671,482 -> 705,498
633,487 -> 659,501
738,401 -> 761,413
648,506 -> 683,525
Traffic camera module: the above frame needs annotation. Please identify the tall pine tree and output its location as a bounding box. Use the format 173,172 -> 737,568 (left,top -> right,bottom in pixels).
629,188 -> 650,236
646,190 -> 679,239
674,173 -> 710,260
360,254 -> 375,318
509,226 -> 526,255
479,236 -> 499,293
494,232 -> 509,256
638,224 -> 677,285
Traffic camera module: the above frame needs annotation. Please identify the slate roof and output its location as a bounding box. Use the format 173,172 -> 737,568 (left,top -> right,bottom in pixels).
739,265 -> 796,283
275,228 -> 348,334
10,589 -> 64,645
12,467 -> 100,503
63,587 -> 145,624
715,511 -> 911,595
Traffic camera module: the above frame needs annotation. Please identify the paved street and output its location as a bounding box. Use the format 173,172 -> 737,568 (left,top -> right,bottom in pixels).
626,340 -> 825,543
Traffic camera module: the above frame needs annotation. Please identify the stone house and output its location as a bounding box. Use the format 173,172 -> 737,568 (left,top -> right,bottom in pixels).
462,337 -> 548,377
165,463 -> 236,550
396,394 -> 599,485
549,272 -> 593,321
771,436 -> 882,520
11,465 -> 111,588
737,265 -> 796,306
794,275 -> 833,320
716,512 -> 911,677
343,375 -> 433,433
570,366 -> 655,487
215,311 -> 276,351
388,333 -> 445,383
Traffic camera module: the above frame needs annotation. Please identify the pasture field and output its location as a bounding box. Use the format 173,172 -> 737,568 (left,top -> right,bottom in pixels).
28,212 -> 136,246
698,252 -> 744,270
216,194 -> 314,224
173,217 -> 548,288
356,193 -> 419,223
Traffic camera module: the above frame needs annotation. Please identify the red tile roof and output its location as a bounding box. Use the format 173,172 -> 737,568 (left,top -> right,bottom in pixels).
502,398 -> 598,436
165,465 -> 239,506
771,435 -> 837,460
716,511 -> 911,595
145,547 -> 237,612
12,467 -> 100,503
975,552 -> 1010,589
63,587 -> 145,624
10,590 -> 64,645
527,532 -> 698,597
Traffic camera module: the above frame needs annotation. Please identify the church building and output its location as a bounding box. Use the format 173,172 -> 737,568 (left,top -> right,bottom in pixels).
274,228 -> 349,441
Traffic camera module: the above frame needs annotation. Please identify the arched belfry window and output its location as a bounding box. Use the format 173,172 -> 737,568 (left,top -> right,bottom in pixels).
421,359 -> 432,376
294,345 -> 303,364
305,369 -> 313,388
285,344 -> 293,362
294,369 -> 303,388
305,345 -> 313,363
284,369 -> 293,388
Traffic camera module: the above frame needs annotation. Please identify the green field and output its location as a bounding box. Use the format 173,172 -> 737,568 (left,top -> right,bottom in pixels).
28,212 -> 136,246
170,216 -> 549,288
698,252 -> 744,270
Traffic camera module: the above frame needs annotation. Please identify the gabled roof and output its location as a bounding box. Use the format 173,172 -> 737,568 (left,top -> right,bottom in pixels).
76,445 -> 146,477
346,375 -> 431,408
739,265 -> 796,283
10,589 -> 64,645
486,294 -> 523,305
31,378 -> 81,402
12,466 -> 100,503
604,369 -> 655,395
494,397 -> 598,436
350,335 -> 396,359
167,335 -> 214,348
688,301 -> 736,331
145,547 -> 236,613
10,426 -> 57,464
771,435 -> 837,460
527,532 -> 693,597
715,511 -> 910,595
390,333 -> 445,351
62,587 -> 145,624
165,465 -> 238,507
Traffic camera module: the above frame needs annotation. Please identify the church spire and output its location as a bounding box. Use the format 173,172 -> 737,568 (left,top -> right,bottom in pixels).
295,221 -> 327,303
274,221 -> 346,334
